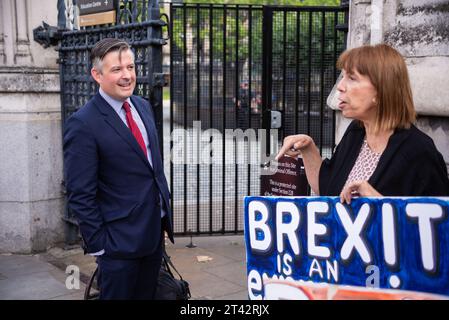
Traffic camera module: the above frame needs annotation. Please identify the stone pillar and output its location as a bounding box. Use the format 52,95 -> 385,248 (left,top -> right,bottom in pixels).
14,0 -> 32,64
328,0 -> 449,173
0,0 -> 64,253
0,1 -> 5,64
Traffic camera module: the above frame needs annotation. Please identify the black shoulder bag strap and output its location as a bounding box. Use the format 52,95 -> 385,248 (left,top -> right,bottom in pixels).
162,248 -> 185,281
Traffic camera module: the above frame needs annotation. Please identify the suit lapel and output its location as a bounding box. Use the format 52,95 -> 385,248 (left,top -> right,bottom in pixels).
369,127 -> 411,186
93,94 -> 153,172
328,124 -> 365,195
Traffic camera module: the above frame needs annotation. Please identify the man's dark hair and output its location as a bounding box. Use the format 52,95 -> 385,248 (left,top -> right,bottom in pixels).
90,38 -> 132,70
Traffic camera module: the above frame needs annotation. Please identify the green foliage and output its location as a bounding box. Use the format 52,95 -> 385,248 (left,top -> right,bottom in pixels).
183,0 -> 340,6
170,0 -> 345,93
171,3 -> 344,64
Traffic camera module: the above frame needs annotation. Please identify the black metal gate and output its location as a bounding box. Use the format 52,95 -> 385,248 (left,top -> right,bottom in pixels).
169,3 -> 347,236
261,5 -> 348,158
170,3 -> 266,237
58,0 -> 168,244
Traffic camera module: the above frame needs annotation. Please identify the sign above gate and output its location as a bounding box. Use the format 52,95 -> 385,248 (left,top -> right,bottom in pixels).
79,11 -> 116,27
78,0 -> 116,27
78,0 -> 115,15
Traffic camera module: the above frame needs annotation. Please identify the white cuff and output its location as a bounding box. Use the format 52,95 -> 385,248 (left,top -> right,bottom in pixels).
89,249 -> 105,256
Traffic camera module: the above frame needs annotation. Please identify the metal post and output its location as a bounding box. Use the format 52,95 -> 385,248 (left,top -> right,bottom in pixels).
57,0 -> 80,246
57,0 -> 67,29
261,6 -> 273,157
169,2 -> 175,234
196,4 -> 201,235
148,0 -> 164,157
222,6 -> 227,234
338,0 -> 349,48
209,4 -> 213,234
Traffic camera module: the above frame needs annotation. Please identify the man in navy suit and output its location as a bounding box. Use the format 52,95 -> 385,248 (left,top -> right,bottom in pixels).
63,38 -> 173,299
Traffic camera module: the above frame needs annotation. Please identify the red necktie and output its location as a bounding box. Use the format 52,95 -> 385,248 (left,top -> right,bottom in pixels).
122,101 -> 148,157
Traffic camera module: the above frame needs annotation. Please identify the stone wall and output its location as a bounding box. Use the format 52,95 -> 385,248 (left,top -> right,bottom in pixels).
0,0 -> 64,253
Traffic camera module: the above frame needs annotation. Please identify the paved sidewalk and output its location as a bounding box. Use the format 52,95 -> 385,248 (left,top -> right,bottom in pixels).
0,235 -> 247,300
166,235 -> 247,300
0,253 -> 86,300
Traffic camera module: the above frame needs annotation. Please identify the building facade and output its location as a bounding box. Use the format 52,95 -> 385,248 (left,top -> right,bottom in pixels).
0,0 -> 448,253
0,0 -> 64,253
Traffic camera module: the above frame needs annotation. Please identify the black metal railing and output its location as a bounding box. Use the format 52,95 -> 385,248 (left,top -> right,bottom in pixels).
262,5 -> 347,158
170,3 -> 265,236
168,3 -> 347,236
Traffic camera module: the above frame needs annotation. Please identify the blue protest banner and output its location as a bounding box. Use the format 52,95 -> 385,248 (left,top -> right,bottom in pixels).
245,196 -> 449,299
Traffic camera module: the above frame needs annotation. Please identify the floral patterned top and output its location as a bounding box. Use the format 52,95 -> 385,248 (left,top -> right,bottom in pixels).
343,139 -> 382,188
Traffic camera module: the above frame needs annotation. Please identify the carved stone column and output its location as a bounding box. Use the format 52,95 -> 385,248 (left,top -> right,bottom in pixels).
0,0 -> 63,253
1,0 -> 15,65
14,0 -> 32,64
0,1 -> 5,64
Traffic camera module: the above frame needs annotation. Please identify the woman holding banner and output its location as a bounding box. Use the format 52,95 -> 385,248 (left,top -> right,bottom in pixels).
276,44 -> 449,203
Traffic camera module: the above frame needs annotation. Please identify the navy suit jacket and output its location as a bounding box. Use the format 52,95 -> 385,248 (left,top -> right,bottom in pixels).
63,93 -> 174,259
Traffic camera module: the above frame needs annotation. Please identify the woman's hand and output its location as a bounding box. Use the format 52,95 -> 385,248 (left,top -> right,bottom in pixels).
275,134 -> 315,161
275,135 -> 322,195
339,180 -> 382,204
